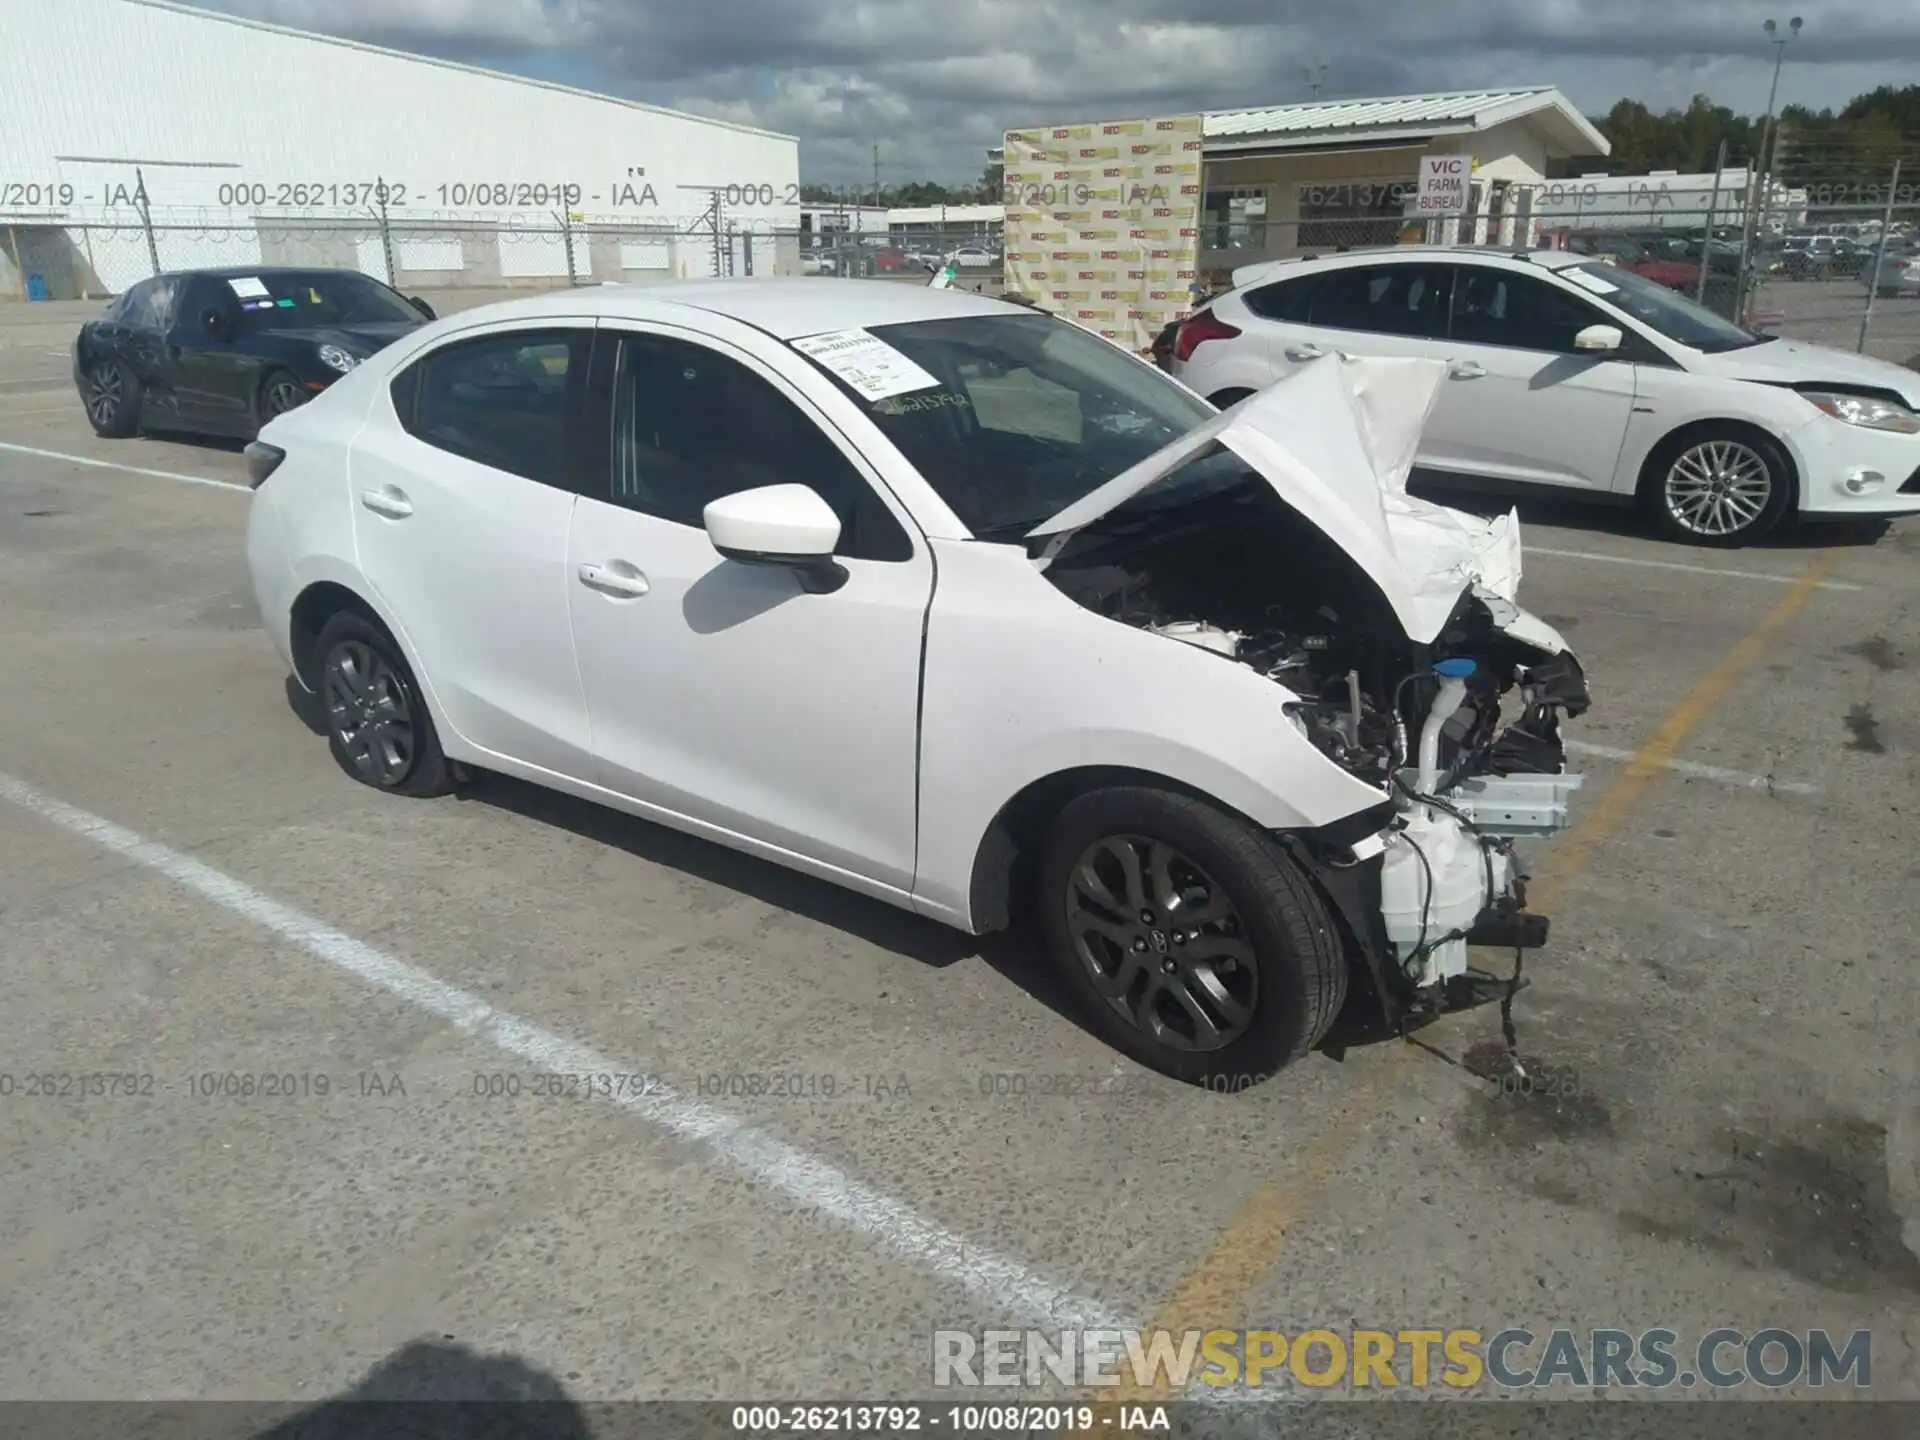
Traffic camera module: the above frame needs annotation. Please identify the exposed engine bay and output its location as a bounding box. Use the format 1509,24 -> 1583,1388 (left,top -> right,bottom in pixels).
1038,476 -> 1592,1002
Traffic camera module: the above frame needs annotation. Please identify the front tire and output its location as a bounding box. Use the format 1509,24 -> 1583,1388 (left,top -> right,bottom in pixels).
315,612 -> 452,797
260,368 -> 310,425
1641,426 -> 1793,547
82,358 -> 142,437
1037,785 -> 1347,1088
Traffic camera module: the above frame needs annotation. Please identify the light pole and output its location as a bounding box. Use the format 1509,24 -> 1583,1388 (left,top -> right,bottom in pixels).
1736,16 -> 1801,320
1304,65 -> 1327,100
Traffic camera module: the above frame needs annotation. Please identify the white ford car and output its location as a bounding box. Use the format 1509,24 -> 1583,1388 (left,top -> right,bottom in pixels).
1172,245 -> 1920,545
244,280 -> 1591,1086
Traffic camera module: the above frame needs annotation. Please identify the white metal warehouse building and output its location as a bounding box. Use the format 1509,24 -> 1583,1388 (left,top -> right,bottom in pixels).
0,0 -> 801,299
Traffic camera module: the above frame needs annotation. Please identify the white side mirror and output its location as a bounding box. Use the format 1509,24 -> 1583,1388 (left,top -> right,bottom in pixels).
1574,323 -> 1624,352
704,483 -> 847,593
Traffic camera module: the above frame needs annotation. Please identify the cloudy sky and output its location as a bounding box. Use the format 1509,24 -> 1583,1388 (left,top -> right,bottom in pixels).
200,1 -> 1920,184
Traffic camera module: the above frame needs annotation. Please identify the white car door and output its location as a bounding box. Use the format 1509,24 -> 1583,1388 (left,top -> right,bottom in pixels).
565,326 -> 933,893
350,320 -> 595,779
1420,264 -> 1640,491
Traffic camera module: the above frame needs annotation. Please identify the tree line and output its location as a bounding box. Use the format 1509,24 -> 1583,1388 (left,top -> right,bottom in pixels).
799,84 -> 1920,200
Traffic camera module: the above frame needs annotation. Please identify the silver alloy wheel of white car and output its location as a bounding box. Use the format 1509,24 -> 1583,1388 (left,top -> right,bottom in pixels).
1662,437 -> 1774,538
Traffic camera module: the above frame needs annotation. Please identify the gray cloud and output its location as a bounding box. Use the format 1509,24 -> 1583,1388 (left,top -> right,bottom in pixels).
200,0 -> 1920,182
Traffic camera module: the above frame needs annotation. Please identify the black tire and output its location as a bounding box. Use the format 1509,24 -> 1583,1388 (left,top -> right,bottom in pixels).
82,357 -> 142,437
1036,785 -> 1347,1088
1638,424 -> 1794,547
314,611 -> 453,797
259,368 -> 310,424
1208,387 -> 1255,410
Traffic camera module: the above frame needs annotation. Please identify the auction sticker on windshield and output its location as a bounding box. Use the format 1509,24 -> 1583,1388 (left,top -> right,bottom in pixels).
227,276 -> 271,299
792,328 -> 940,401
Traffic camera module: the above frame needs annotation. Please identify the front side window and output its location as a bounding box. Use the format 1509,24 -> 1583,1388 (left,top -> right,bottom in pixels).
606,333 -> 912,562
1560,261 -> 1764,353
791,311 -> 1214,539
1306,263 -> 1451,337
1448,268 -> 1606,353
398,329 -> 578,486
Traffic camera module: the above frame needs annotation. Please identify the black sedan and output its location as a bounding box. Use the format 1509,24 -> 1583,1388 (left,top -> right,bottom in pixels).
74,267 -> 434,440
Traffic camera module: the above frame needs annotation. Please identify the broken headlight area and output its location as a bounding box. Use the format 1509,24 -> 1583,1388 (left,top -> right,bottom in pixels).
1038,479 -> 1591,1012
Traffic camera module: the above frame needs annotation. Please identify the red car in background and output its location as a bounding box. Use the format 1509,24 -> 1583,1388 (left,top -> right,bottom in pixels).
1541,229 -> 1701,293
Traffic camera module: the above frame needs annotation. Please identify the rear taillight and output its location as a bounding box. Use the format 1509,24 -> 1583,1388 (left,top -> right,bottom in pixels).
245,441 -> 285,489
1173,310 -> 1241,362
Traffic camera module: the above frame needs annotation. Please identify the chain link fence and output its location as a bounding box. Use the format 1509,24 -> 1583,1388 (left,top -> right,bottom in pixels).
0,201 -> 1008,304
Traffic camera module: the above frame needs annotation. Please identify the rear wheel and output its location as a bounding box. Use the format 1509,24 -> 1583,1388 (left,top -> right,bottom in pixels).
1641,426 -> 1793,546
82,358 -> 141,437
1037,785 -> 1347,1088
315,612 -> 453,797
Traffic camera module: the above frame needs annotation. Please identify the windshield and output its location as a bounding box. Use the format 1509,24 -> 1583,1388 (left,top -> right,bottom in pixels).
232,271 -> 422,331
1565,262 -> 1766,353
794,312 -> 1216,537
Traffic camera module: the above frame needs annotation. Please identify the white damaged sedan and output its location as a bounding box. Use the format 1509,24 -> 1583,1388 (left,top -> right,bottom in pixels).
244,280 -> 1591,1086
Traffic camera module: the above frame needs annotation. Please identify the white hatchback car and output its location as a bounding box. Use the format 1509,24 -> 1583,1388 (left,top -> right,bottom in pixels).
245,280 -> 1592,1086
1173,245 -> 1920,545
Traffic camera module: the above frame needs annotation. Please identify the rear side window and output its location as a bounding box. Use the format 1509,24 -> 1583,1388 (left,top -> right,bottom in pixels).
117,277 -> 178,330
1306,264 -> 1450,337
1241,274 -> 1318,322
394,329 -> 581,487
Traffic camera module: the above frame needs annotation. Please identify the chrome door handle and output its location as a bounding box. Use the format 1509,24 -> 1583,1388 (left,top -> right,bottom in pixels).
1448,359 -> 1486,379
578,561 -> 649,597
359,486 -> 413,518
1284,343 -> 1325,360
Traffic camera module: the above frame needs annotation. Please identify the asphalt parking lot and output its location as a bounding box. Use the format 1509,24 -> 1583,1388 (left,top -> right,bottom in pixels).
1,291 -> 1917,1413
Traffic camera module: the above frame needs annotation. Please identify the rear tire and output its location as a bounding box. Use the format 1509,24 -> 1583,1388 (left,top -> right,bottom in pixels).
315,611 -> 453,797
1639,425 -> 1793,547
82,357 -> 142,437
1036,785 -> 1347,1088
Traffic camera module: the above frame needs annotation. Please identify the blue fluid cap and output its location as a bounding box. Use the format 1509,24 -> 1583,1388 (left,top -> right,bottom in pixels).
1434,657 -> 1478,678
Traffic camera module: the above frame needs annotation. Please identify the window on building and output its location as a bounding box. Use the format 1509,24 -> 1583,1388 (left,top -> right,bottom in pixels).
1296,179 -> 1417,249
1201,188 -> 1269,251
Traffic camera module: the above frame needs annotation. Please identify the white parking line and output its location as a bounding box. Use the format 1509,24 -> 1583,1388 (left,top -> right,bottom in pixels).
0,440 -> 249,493
1528,545 -> 1862,593
0,770 -> 1129,1333
1563,739 -> 1820,795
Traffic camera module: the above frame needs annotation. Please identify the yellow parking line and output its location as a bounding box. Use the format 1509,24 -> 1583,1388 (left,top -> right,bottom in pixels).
1101,546 -> 1845,1404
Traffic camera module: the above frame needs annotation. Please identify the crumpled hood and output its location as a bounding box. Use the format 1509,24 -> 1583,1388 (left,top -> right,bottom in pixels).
1689,337 -> 1920,407
1029,354 -> 1567,650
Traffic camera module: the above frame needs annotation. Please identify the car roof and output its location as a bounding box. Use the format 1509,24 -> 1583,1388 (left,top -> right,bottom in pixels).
1231,245 -> 1590,289
148,265 -> 383,281
423,278 -> 1019,339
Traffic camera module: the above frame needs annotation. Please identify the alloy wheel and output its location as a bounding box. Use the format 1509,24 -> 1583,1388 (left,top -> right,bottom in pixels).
1663,438 -> 1772,538
1063,835 -> 1256,1052
323,640 -> 416,786
84,365 -> 121,427
266,377 -> 308,414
